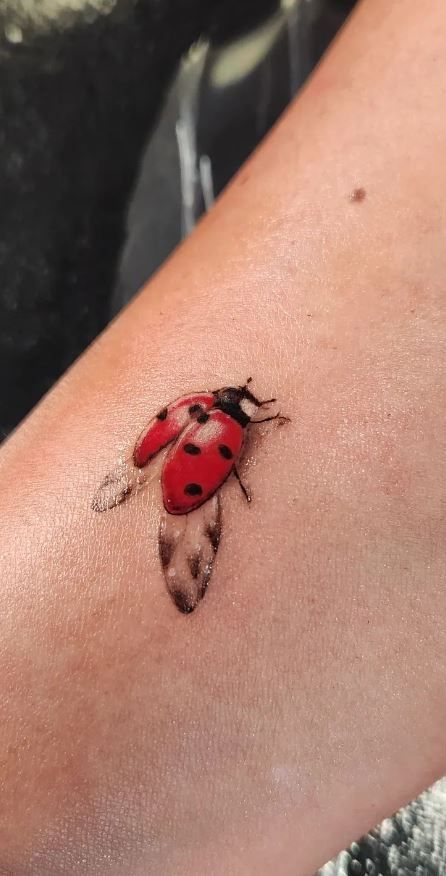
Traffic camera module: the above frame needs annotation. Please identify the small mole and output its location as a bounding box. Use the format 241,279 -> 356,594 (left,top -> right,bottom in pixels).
157,407 -> 168,420
184,483 -> 203,496
218,444 -> 233,460
350,187 -> 366,203
184,443 -> 201,455
197,412 -> 210,424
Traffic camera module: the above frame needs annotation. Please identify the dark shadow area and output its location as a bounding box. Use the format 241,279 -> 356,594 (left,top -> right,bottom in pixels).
0,0 -> 278,434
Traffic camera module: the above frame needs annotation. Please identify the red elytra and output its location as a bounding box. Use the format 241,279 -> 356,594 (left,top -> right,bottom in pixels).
162,408 -> 244,514
133,392 -> 214,468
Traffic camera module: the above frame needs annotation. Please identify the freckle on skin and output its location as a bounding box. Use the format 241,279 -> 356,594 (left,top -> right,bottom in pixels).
350,187 -> 366,202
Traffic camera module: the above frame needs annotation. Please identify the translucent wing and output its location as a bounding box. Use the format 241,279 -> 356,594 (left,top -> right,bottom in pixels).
159,493 -> 222,613
92,457 -> 157,512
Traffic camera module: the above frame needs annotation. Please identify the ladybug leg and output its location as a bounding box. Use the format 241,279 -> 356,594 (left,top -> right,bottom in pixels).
258,397 -> 276,407
252,412 -> 290,425
233,467 -> 251,504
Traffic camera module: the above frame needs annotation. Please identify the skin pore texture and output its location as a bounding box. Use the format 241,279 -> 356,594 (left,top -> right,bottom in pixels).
1,0 -> 446,873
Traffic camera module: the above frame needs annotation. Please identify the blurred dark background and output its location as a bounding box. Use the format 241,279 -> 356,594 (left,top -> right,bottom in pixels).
0,0 -> 355,436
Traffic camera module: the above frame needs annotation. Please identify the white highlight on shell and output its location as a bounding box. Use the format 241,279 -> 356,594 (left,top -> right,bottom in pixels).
240,397 -> 258,419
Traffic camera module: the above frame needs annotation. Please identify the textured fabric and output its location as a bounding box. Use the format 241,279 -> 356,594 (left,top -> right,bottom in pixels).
319,780 -> 446,876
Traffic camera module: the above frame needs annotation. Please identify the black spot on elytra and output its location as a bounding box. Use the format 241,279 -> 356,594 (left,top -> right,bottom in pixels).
189,403 -> 203,415
197,412 -> 210,424
159,536 -> 174,568
188,553 -> 201,579
206,520 -> 221,552
184,443 -> 201,455
184,483 -> 203,496
157,407 -> 168,421
171,590 -> 196,614
218,444 -> 233,460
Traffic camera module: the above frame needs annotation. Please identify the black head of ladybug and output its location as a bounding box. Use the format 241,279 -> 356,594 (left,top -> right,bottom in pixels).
213,381 -> 261,427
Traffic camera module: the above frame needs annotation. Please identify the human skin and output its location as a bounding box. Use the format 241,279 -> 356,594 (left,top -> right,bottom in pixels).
1,0 -> 446,873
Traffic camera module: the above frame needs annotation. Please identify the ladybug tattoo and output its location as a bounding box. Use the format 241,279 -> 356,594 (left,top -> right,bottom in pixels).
93,380 -> 288,614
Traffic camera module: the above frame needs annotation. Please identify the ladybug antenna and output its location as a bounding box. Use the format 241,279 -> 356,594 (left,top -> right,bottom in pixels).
241,378 -> 261,406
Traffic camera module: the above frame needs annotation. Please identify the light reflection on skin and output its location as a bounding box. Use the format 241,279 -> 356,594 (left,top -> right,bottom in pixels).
1,0 -> 118,39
